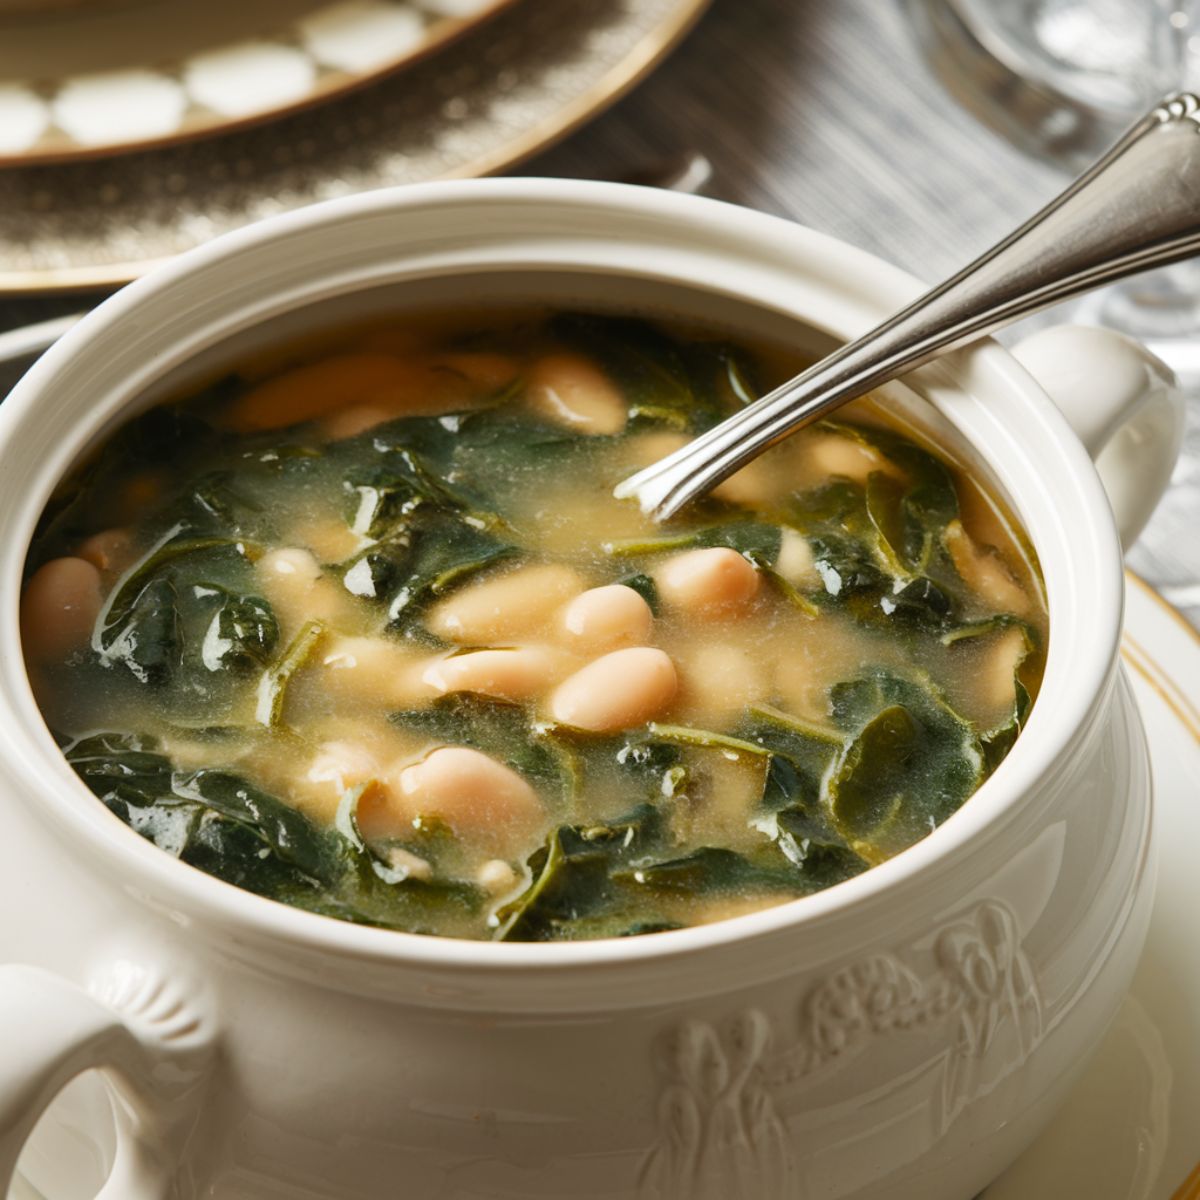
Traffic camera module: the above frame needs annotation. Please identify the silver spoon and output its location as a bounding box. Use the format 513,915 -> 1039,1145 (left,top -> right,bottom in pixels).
617,92 -> 1200,520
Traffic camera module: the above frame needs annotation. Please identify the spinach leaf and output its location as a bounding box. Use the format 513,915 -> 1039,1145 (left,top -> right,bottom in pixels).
827,670 -> 984,856
35,407 -> 224,556
881,576 -> 954,624
756,803 -> 869,889
865,471 -> 910,575
283,855 -> 485,936
63,731 -> 175,807
982,680 -> 1032,774
171,768 -> 338,884
196,585 -> 278,671
617,572 -> 660,614
65,732 -> 339,886
940,617 -> 1038,773
938,613 -> 1038,647
99,576 -> 181,685
64,731 -> 491,931
733,707 -> 869,890
742,549 -> 819,616
785,425 -> 970,633
94,527 -> 256,681
646,723 -> 771,759
494,804 -> 669,942
345,449 -> 480,539
340,537 -> 415,601
740,704 -> 842,811
179,812 -> 316,895
168,470 -> 263,537
494,826 -> 613,941
805,523 -> 955,634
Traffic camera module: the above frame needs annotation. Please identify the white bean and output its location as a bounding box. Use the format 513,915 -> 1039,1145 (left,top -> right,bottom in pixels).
477,859 -> 520,895
549,646 -> 677,732
775,527 -> 818,588
259,546 -> 322,586
526,352 -> 627,435
256,546 -> 356,631
559,584 -> 653,651
628,431 -> 772,506
227,354 -> 415,431
380,846 -> 434,883
432,352 -> 519,389
76,528 -> 135,575
20,556 -> 103,663
307,740 -> 380,790
322,405 -> 394,441
943,520 -> 1031,615
678,642 -> 767,723
319,635 -> 436,708
380,746 -> 542,845
425,563 -> 584,642
805,431 -> 898,487
300,740 -> 383,823
422,646 -> 571,701
655,547 -> 761,615
291,518 -> 365,565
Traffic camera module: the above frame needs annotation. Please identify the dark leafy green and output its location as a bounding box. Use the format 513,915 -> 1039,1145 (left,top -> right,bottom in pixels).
94,529 -> 256,682
65,731 -> 486,932
827,670 -> 984,854
617,572 -> 660,614
196,585 -> 278,671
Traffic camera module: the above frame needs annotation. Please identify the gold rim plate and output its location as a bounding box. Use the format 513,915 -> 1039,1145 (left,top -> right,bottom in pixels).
0,0 -> 711,294
0,0 -> 518,166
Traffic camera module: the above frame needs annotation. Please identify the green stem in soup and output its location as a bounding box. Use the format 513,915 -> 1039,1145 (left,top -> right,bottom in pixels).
255,619 -> 325,727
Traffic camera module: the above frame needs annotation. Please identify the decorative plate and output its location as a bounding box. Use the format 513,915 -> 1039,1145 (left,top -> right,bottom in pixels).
0,0 -> 517,165
0,0 -> 710,293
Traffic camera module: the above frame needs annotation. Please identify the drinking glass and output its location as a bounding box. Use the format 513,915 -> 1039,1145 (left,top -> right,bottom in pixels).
912,0 -> 1200,362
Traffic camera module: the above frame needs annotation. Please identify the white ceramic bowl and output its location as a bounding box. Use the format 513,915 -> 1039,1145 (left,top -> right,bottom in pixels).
0,180 -> 1184,1200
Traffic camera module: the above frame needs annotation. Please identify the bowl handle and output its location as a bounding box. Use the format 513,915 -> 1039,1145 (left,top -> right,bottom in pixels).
1011,325 -> 1185,550
0,962 -> 214,1199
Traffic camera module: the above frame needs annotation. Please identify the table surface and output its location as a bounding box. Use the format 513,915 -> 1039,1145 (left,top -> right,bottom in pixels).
2,0 -> 1197,628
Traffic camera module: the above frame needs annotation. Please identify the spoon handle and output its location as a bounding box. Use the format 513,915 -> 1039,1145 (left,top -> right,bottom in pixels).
618,92 -> 1200,519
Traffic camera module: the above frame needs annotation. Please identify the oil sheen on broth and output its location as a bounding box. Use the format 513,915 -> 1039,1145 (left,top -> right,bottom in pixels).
21,310 -> 1047,942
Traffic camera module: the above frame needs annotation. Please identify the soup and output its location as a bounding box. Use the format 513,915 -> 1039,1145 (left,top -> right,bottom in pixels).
20,310 -> 1047,942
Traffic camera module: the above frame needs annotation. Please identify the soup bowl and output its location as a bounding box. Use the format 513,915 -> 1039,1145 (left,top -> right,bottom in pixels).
0,180 -> 1182,1200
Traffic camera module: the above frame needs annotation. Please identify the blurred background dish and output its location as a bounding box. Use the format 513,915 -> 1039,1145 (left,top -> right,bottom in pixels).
909,0 -> 1200,373
0,0 -> 710,292
0,0 -> 519,164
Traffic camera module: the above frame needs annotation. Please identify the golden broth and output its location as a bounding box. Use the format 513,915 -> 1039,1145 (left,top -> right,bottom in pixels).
22,309 -> 1047,941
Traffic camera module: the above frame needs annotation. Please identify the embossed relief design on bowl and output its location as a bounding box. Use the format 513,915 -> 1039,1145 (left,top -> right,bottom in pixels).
639,900 -> 1043,1199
